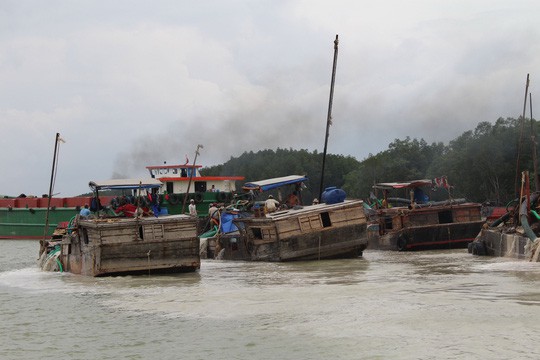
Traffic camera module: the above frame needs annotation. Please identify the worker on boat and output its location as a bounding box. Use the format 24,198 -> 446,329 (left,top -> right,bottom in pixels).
208,203 -> 219,225
188,199 -> 197,216
79,204 -> 91,218
265,195 -> 280,213
148,188 -> 160,217
286,191 -> 300,208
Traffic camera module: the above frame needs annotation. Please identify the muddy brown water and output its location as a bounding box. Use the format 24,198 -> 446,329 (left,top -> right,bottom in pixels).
1,240 -> 539,360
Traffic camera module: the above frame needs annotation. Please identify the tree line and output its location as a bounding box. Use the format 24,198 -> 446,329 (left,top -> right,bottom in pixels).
202,117 -> 539,205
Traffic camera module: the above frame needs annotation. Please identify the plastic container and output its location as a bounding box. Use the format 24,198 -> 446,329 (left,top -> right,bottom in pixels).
321,186 -> 346,204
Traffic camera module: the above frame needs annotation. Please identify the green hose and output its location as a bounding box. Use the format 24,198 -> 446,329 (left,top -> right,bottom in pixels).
67,215 -> 77,234
55,258 -> 64,273
45,245 -> 64,272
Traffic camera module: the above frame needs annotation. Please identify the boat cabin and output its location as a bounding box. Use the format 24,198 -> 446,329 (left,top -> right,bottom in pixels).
146,163 -> 244,195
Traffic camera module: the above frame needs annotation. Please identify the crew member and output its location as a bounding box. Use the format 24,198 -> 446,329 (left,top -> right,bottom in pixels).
265,195 -> 280,213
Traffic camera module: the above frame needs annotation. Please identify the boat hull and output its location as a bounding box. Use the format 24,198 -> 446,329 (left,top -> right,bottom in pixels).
209,200 -> 368,261
0,207 -> 80,239
368,221 -> 484,251
367,203 -> 484,251
469,228 -> 531,259
40,214 -> 201,276
0,196 -> 113,239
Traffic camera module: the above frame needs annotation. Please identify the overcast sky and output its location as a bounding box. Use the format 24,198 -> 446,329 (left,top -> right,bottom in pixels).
1,0 -> 539,196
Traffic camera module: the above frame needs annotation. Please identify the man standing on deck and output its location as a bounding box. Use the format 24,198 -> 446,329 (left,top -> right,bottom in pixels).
188,199 -> 197,216
208,203 -> 219,225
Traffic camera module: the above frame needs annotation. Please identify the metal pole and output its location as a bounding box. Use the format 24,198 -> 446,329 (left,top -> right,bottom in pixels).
529,92 -> 540,192
181,144 -> 203,214
319,34 -> 339,202
515,74 -> 530,197
40,133 -> 60,257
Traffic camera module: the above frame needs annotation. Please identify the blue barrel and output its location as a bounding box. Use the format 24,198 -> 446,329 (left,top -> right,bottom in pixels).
321,187 -> 346,204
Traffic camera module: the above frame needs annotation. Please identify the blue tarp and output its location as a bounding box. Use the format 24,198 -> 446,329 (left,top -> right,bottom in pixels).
220,212 -> 239,233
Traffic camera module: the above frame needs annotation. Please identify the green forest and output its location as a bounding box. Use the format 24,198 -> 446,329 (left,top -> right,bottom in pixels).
202,117 -> 540,205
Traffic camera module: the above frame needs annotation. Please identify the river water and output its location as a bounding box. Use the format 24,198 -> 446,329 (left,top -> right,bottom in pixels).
1,240 -> 539,360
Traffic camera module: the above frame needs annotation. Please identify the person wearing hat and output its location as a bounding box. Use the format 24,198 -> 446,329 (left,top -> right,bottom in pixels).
265,194 -> 280,213
188,198 -> 197,216
208,202 -> 219,224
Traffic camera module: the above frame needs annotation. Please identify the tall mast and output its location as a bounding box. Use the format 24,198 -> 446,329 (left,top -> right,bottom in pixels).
515,74 -> 530,197
530,92 -> 539,191
40,132 -> 61,257
318,34 -> 339,201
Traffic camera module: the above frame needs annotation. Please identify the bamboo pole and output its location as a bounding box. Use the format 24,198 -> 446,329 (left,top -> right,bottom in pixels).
319,35 -> 339,202
530,92 -> 539,191
40,133 -> 61,257
515,74 -> 530,197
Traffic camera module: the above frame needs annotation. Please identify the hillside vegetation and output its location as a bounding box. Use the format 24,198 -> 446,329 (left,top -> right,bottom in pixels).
202,117 -> 539,205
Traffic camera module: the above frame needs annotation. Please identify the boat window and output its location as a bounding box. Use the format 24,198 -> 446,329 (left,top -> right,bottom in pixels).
195,181 -> 206,192
181,169 -> 187,177
438,210 -> 453,224
172,169 -> 178,174
384,216 -> 393,230
321,212 -> 332,227
138,225 -> 144,240
252,228 -> 263,239
166,182 -> 174,194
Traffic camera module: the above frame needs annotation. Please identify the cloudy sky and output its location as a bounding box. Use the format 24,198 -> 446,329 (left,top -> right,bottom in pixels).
1,0 -> 539,196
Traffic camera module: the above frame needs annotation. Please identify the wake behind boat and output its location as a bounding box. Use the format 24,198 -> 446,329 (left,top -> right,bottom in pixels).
39,178 -> 201,276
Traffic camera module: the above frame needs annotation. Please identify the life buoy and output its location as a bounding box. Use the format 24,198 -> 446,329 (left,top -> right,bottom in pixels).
194,192 -> 203,203
397,235 -> 408,251
168,194 -> 180,205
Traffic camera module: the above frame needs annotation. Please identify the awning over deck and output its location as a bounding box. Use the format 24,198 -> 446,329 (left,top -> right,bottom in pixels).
242,175 -> 308,192
373,179 -> 432,190
89,178 -> 163,191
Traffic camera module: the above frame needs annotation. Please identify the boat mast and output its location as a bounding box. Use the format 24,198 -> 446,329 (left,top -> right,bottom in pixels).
318,34 -> 339,201
40,132 -> 61,257
181,144 -> 203,214
515,74 -> 530,197
530,92 -> 539,191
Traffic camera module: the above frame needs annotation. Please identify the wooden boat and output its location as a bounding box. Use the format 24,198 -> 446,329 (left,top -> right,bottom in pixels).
39,179 -> 201,276
367,179 -> 484,251
200,175 -> 369,261
469,172 -> 540,261
469,76 -> 540,261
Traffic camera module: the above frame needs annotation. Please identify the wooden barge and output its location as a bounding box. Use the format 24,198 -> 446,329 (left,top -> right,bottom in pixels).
469,186 -> 540,261
39,179 -> 201,276
201,176 -> 369,261
367,179 -> 484,251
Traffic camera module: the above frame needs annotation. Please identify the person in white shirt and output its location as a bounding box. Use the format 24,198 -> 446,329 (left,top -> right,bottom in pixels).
188,199 -> 197,216
265,195 -> 280,213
